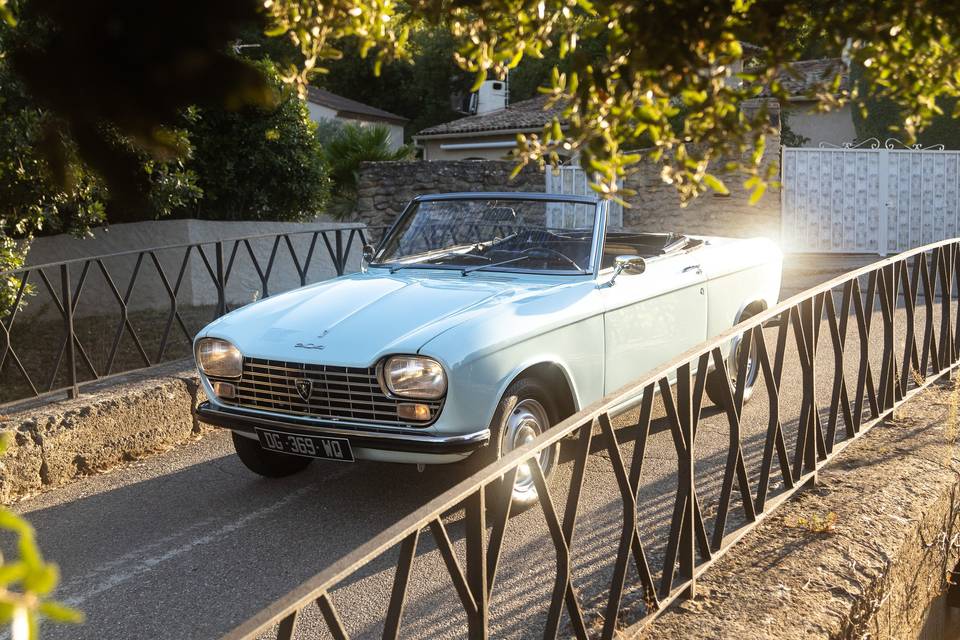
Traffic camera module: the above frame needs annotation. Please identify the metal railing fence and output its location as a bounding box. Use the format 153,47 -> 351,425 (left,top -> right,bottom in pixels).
0,225 -> 387,406
224,238 -> 960,640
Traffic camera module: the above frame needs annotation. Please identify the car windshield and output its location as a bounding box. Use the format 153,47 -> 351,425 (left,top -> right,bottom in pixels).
373,197 -> 599,274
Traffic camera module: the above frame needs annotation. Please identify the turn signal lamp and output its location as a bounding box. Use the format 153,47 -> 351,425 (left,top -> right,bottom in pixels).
397,403 -> 432,421
212,381 -> 236,399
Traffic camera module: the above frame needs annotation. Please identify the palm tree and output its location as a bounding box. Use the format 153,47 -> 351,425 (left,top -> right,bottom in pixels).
319,122 -> 412,218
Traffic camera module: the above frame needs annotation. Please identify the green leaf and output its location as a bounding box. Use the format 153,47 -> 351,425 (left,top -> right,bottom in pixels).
23,563 -> 58,594
748,182 -> 768,205
0,561 -> 28,586
38,601 -> 85,624
469,69 -> 488,93
0,511 -> 32,538
703,174 -> 729,195
0,1 -> 16,26
681,89 -> 707,105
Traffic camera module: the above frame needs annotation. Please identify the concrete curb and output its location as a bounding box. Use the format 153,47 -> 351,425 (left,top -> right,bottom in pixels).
638,380 -> 960,639
0,360 -> 204,504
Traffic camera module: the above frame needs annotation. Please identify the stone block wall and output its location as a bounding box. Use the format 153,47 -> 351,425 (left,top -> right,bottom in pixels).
354,141 -> 781,242
354,161 -> 546,228
619,153 -> 781,240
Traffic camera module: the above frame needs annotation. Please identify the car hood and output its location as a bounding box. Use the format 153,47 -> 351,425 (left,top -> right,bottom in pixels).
200,270 -> 567,366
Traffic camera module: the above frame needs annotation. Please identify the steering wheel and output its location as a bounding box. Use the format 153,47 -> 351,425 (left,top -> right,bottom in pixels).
520,246 -> 587,273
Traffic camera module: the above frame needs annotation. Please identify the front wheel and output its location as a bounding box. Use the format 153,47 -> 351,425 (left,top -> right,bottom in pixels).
468,377 -> 560,512
231,431 -> 314,477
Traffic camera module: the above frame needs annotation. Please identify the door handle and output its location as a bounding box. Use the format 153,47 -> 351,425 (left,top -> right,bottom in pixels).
682,264 -> 702,274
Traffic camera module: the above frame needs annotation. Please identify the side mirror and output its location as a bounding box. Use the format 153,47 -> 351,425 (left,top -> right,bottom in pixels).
361,244 -> 376,273
609,255 -> 645,286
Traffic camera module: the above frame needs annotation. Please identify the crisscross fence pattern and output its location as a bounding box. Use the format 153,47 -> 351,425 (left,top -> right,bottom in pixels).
225,238 -> 960,640
0,225 -> 385,406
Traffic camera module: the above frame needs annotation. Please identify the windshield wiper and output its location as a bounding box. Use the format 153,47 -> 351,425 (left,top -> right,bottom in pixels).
460,247 -> 586,276
387,249 -> 489,274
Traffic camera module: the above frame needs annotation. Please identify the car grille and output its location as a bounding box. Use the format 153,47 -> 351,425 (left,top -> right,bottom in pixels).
222,357 -> 442,426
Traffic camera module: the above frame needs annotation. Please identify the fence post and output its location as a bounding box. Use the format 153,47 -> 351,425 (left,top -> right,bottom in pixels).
677,363 -> 696,599
465,489 -> 488,640
796,298 -> 818,483
880,263 -> 897,411
61,264 -> 79,399
335,230 -> 345,276
215,241 -> 227,317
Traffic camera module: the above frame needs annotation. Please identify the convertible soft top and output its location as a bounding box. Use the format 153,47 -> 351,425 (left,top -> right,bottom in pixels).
602,231 -> 702,266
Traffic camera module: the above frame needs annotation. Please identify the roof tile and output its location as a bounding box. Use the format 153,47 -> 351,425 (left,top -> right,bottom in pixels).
306,87 -> 408,125
415,95 -> 564,137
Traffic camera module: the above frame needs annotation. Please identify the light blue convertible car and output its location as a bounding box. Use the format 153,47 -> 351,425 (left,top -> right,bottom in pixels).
194,193 -> 781,505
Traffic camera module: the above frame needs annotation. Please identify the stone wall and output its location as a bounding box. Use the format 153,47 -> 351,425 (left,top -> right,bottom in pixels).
354,144 -> 781,242
0,360 -> 202,503
619,149 -> 781,240
640,379 -> 960,640
354,160 -> 548,228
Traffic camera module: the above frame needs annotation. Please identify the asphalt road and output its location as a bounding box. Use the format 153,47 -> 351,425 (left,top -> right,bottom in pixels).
11,265 -> 937,639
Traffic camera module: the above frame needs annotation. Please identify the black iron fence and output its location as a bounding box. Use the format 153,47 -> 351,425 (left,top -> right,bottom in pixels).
223,239 -> 960,639
0,225 -> 386,406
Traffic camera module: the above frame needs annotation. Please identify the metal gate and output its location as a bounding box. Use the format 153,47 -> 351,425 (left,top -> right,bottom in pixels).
782,139 -> 960,254
545,165 -> 624,228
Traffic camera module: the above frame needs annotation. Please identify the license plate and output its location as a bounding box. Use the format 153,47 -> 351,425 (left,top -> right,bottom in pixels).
255,429 -> 354,462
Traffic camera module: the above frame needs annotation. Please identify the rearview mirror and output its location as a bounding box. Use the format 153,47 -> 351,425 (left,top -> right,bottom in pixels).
609,255 -> 645,286
362,244 -> 376,263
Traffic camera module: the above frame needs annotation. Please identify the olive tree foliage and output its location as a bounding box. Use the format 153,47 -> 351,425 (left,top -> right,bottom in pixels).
2,0 -> 960,206
0,436 -> 83,639
261,1 -> 960,205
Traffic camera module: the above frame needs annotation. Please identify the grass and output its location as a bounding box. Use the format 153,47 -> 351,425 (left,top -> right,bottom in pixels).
787,511 -> 839,534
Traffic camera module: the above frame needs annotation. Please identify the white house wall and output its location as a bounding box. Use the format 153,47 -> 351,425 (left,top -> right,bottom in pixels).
784,103 -> 857,148
306,102 -> 339,122
21,219 -> 362,320
420,135 -> 520,161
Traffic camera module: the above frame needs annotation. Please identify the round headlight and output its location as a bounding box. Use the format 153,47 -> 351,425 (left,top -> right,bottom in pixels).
196,338 -> 242,378
382,356 -> 447,399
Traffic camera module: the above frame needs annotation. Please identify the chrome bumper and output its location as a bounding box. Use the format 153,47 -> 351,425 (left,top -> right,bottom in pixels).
194,402 -> 490,454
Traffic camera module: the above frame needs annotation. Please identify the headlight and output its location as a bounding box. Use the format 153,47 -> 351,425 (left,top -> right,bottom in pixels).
196,338 -> 242,378
382,356 -> 447,399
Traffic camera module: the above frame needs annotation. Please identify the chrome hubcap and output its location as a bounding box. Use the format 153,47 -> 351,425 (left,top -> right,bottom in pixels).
730,330 -> 760,392
502,398 -> 553,501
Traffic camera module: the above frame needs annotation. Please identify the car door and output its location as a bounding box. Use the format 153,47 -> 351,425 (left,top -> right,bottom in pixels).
599,256 -> 708,395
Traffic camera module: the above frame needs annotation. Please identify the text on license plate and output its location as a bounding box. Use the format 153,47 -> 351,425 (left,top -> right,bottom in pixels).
255,429 -> 354,462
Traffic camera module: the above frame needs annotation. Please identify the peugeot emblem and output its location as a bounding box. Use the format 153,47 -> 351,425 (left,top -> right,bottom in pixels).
294,378 -> 313,402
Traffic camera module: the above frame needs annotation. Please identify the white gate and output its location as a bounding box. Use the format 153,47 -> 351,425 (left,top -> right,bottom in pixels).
545,165 -> 624,229
782,139 -> 960,254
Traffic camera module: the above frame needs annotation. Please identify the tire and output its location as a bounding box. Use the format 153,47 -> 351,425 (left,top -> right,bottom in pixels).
705,308 -> 762,410
467,377 -> 561,513
231,431 -> 314,478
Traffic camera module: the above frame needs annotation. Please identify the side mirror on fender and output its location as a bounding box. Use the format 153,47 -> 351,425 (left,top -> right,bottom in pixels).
361,244 -> 376,273
608,255 -> 646,286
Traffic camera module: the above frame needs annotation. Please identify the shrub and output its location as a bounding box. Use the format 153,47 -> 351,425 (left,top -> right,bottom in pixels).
182,60 -> 331,222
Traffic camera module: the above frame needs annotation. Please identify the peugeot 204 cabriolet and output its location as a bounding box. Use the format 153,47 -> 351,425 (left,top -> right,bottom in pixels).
194,192 -> 782,507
